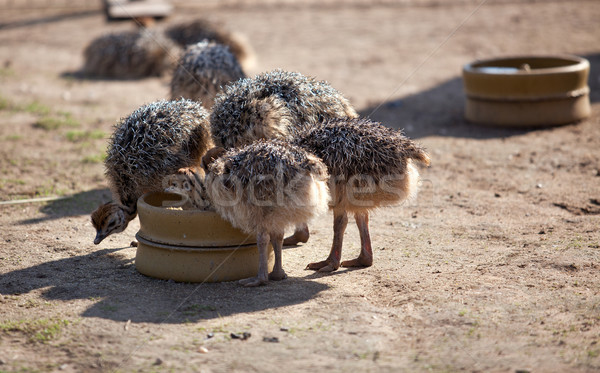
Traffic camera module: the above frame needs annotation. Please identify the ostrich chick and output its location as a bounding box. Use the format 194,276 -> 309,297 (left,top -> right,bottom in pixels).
210,69 -> 357,245
210,69 -> 358,149
170,41 -> 245,109
292,118 -> 431,272
91,99 -> 212,245
163,167 -> 211,210
165,19 -> 256,71
201,140 -> 330,287
82,29 -> 180,79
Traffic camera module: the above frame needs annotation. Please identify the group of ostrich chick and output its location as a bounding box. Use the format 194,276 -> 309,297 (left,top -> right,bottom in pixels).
82,19 -> 250,104
89,22 -> 430,287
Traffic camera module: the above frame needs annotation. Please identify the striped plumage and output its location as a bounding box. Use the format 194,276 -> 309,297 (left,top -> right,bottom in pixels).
163,167 -> 210,210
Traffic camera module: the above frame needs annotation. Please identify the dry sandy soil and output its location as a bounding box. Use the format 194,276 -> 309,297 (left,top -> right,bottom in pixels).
1,0 -> 599,372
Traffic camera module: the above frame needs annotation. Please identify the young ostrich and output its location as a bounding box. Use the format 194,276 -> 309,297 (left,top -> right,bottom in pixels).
82,29 -> 181,79
170,41 -> 246,109
292,118 -> 431,272
210,69 -> 358,245
162,167 -> 210,210
164,19 -> 256,71
201,141 -> 330,287
91,99 -> 212,245
210,69 -> 358,149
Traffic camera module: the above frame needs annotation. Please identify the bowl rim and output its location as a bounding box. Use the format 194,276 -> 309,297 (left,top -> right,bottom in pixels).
138,191 -> 216,216
136,191 -> 256,247
136,234 -> 256,253
463,54 -> 589,76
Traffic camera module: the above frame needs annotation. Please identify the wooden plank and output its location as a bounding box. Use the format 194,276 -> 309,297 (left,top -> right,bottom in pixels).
105,0 -> 172,20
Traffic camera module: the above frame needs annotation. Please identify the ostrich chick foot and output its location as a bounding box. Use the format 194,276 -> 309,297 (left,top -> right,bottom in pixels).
239,276 -> 268,287
269,269 -> 288,281
306,258 -> 340,273
341,255 -> 373,268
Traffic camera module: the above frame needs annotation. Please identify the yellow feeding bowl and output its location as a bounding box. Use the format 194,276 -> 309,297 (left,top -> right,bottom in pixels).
462,55 -> 591,126
135,192 -> 273,282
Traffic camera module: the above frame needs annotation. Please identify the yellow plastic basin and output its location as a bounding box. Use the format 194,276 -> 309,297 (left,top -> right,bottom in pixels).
137,191 -> 255,247
462,55 -> 591,126
135,192 -> 272,282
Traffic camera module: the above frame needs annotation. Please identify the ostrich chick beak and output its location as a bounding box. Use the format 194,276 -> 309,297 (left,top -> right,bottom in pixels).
94,232 -> 107,245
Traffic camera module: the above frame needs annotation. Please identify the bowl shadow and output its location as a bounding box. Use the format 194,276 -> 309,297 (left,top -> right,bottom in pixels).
361,52 -> 599,139
0,246 -> 328,324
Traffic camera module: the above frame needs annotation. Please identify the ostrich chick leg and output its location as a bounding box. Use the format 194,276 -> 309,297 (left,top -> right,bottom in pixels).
240,231 -> 270,287
269,232 -> 287,281
283,223 -> 310,246
341,211 -> 373,267
306,209 -> 348,272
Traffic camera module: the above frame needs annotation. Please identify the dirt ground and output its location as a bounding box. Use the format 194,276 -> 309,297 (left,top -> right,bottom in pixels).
1,0 -> 599,372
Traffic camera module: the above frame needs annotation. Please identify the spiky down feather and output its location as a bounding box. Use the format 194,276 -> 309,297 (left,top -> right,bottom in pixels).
83,29 -> 180,78
170,41 -> 245,107
210,69 -> 358,149
104,99 -> 212,208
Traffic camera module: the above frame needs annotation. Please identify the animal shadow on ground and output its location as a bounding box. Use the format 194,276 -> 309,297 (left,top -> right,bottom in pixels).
0,246 -> 328,323
60,70 -> 173,82
362,52 -> 600,139
0,9 -> 99,31
585,52 -> 600,103
18,188 -> 112,225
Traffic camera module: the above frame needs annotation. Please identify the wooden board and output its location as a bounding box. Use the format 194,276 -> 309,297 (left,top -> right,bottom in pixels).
104,0 -> 172,20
